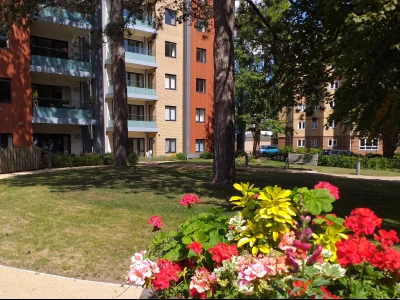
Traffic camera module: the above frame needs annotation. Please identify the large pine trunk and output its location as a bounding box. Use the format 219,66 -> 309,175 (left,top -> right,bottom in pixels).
110,0 -> 128,167
213,0 -> 236,184
382,133 -> 398,159
252,129 -> 260,157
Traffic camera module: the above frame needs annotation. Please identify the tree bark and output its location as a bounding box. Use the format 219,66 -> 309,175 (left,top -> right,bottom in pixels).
382,133 -> 398,159
213,0 -> 236,184
110,0 -> 128,167
252,129 -> 260,157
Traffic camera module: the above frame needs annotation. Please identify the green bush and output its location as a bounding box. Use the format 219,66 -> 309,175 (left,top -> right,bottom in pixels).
199,151 -> 213,159
278,146 -> 294,156
102,153 -> 114,165
309,147 -> 323,155
235,150 -> 247,158
175,152 -> 187,161
295,147 -> 307,154
129,152 -> 139,165
318,154 -> 400,170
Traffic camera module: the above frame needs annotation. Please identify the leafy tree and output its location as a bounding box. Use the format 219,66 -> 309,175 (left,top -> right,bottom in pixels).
276,0 -> 400,158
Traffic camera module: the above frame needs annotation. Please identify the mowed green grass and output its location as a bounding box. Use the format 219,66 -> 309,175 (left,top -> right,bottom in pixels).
0,163 -> 399,283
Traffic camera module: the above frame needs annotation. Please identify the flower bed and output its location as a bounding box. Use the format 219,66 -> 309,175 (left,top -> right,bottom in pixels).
127,182 -> 400,298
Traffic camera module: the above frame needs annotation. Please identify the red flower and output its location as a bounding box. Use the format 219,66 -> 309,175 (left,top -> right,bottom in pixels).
151,259 -> 181,291
370,247 -> 400,272
147,215 -> 164,229
336,235 -> 376,267
180,194 -> 200,207
290,280 -> 339,299
374,229 -> 399,247
208,243 -> 238,264
178,259 -> 195,270
189,288 -> 205,299
314,181 -> 340,200
186,241 -> 202,254
343,208 -> 382,235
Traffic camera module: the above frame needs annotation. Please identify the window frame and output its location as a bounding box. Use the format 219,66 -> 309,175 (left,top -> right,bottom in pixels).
329,120 -> 336,128
359,138 -> 379,150
165,41 -> 176,58
165,106 -> 176,121
330,81 -> 339,89
313,105 -> 319,111
165,9 -> 176,26
196,48 -> 206,63
0,133 -> 12,148
196,19 -> 206,33
311,139 -> 318,148
195,139 -> 205,152
196,78 -> 206,93
165,138 -> 177,153
297,104 -> 306,112
196,108 -> 205,122
312,121 -> 318,129
297,139 -> 306,148
328,139 -> 338,147
0,28 -> 9,50
298,121 -> 306,130
165,74 -> 177,90
0,78 -> 11,104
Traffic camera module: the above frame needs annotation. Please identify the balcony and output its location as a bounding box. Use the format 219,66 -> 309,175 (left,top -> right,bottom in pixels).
107,114 -> 158,132
106,46 -> 157,69
124,12 -> 156,36
36,6 -> 92,31
106,80 -> 158,101
32,98 -> 96,125
30,46 -> 93,79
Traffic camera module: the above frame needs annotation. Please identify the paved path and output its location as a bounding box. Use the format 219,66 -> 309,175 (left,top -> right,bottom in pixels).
0,265 -> 144,299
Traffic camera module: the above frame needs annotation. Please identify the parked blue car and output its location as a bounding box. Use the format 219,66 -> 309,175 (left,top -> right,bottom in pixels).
259,145 -> 279,156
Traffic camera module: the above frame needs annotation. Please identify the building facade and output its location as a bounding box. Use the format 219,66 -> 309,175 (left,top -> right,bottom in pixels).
0,4 -> 214,158
278,81 -> 384,155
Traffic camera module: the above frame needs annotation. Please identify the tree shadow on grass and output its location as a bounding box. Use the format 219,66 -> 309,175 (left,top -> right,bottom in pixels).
2,164 -> 400,230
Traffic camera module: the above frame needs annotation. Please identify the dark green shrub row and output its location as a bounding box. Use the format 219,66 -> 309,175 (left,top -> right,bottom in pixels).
41,152 -> 140,169
175,152 -> 187,160
199,151 -> 213,159
318,155 -> 400,170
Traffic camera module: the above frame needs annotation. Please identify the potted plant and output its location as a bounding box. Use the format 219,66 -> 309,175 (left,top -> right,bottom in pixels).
32,90 -> 38,106
87,96 -> 93,109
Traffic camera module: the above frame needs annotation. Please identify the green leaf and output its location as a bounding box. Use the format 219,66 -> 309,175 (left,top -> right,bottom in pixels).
303,189 -> 335,215
164,248 -> 180,261
311,278 -> 331,287
312,218 -> 326,225
193,231 -> 208,243
325,214 -> 345,226
181,236 -> 192,245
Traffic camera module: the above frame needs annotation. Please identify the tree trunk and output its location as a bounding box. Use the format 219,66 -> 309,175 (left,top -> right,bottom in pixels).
110,0 -> 128,167
213,0 -> 236,184
382,133 -> 398,159
252,130 -> 260,157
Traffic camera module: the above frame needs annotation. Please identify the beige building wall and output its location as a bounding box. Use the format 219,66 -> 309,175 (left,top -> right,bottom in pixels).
153,9 -> 184,156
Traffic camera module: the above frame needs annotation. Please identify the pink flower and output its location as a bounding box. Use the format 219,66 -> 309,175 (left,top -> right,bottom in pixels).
278,232 -> 296,251
189,267 -> 215,294
186,241 -> 202,254
148,215 -> 164,229
314,181 -> 340,200
180,194 -> 200,207
127,251 -> 159,286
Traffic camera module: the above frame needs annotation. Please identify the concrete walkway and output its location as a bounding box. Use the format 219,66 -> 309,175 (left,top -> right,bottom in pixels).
0,265 -> 144,299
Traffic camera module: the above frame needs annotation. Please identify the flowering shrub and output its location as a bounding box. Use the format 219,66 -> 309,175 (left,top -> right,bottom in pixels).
127,182 -> 400,299
148,216 -> 164,230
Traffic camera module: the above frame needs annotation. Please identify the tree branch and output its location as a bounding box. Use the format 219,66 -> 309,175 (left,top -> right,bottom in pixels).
243,0 -> 277,41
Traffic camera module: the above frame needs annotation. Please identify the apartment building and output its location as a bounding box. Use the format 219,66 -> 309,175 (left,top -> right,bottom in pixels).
278,80 -> 383,154
0,3 -> 214,158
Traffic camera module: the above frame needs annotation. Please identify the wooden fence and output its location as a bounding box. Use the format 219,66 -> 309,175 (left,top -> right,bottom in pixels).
0,147 -> 42,174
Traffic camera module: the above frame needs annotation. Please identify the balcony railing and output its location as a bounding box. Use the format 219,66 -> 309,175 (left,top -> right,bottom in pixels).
32,98 -> 93,120
106,46 -> 156,64
38,6 -> 91,25
30,46 -> 92,73
108,114 -> 157,129
107,80 -> 156,96
123,11 -> 154,28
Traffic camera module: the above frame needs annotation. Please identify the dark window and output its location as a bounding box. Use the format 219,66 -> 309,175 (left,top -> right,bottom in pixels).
196,108 -> 205,122
30,36 -> 68,60
0,78 -> 11,103
165,106 -> 176,121
165,10 -> 176,26
196,48 -> 206,63
165,138 -> 176,153
196,19 -> 206,32
165,41 -> 176,58
129,138 -> 145,157
0,28 -> 9,49
31,84 -> 69,107
195,139 -> 205,152
126,72 -> 144,88
196,79 -> 205,93
0,133 -> 12,148
33,134 -> 71,154
124,39 -> 144,54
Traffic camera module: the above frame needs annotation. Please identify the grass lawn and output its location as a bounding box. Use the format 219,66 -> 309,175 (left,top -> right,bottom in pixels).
0,163 -> 399,283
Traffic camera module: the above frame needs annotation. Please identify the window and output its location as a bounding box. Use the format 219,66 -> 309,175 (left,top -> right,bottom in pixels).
129,105 -> 145,121
312,121 -> 318,129
31,84 -> 69,107
311,139 -> 317,148
297,139 -> 306,147
129,138 -> 145,157
196,79 -> 206,93
328,139 -> 337,147
297,104 -> 306,112
124,39 -> 143,53
329,101 -> 335,109
165,41 -> 176,58
196,108 -> 205,122
196,19 -> 206,33
196,139 -> 205,152
165,106 -> 176,121
298,122 -> 306,130
359,138 -> 379,150
329,120 -> 336,128
0,28 -> 9,49
165,10 -> 176,26
0,133 -> 12,148
0,78 -> 11,103
30,36 -> 68,60
126,72 -> 144,88
165,74 -> 176,90
196,48 -> 206,63
165,138 -> 176,153
313,105 -> 319,111
330,81 -> 339,89
33,134 -> 70,154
